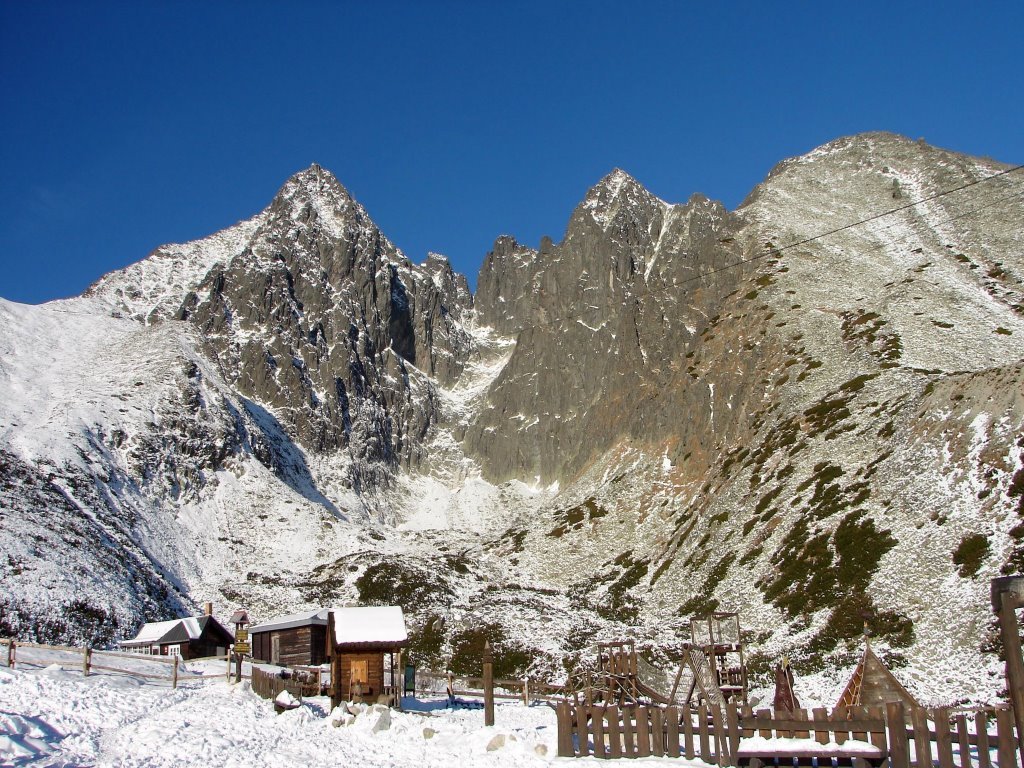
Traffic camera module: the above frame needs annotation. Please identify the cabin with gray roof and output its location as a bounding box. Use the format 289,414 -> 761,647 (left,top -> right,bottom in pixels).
249,608 -> 330,667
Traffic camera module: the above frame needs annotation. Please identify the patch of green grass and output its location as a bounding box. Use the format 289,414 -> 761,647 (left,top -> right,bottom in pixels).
355,558 -> 454,609
760,512 -> 896,618
804,395 -> 854,437
408,614 -> 446,668
650,556 -> 675,585
739,545 -> 763,565
805,592 -> 914,657
755,486 -> 783,516
840,373 -> 879,393
678,552 -> 735,618
953,533 -> 990,578
547,498 -> 610,537
449,623 -> 535,678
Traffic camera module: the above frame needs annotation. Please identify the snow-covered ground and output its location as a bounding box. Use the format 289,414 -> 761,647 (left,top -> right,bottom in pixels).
0,661 -> 718,767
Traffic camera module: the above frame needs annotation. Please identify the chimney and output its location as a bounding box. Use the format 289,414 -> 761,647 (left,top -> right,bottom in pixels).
204,602 -> 213,617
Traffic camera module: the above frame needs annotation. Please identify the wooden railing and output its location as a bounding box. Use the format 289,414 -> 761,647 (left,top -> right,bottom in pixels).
0,637 -> 231,689
413,670 -> 550,704
555,700 -> 1021,766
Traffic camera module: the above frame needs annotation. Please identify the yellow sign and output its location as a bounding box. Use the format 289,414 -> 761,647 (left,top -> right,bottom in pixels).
234,629 -> 249,643
234,642 -> 251,655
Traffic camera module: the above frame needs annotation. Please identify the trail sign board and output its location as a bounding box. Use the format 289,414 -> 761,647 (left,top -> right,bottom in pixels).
235,628 -> 249,643
234,642 -> 251,655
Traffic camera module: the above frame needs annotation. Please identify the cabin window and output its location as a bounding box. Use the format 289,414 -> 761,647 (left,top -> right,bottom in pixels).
151,645 -> 160,655
351,659 -> 368,684
271,634 -> 280,664
167,644 -> 181,657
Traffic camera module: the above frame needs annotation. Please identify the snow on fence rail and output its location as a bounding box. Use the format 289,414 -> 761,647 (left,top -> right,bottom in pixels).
554,700 -> 1021,767
0,637 -> 233,688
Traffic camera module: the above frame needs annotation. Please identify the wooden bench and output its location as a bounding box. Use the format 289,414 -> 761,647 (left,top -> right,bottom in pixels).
736,736 -> 886,767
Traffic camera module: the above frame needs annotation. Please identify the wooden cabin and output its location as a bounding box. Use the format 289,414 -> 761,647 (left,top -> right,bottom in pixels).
249,609 -> 329,667
327,606 -> 408,708
119,605 -> 233,660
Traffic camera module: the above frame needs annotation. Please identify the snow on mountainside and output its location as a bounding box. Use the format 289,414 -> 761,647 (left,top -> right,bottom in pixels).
2,133 -> 1023,705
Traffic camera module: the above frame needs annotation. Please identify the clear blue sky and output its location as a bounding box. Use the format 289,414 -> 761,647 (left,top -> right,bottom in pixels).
2,1 -> 1021,304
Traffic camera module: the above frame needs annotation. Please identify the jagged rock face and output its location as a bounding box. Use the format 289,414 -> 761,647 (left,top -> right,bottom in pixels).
495,133 -> 1024,700
92,165 -> 475,482
467,170 -> 747,483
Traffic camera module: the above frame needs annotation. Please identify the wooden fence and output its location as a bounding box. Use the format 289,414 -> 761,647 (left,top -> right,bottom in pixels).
410,669 -> 578,705
555,700 -> 1022,767
0,637 -> 231,688
250,666 -> 323,702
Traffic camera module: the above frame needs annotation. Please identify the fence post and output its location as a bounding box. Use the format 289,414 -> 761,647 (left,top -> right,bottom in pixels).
172,658 -> 178,689
8,640 -> 14,669
996,708 -> 1017,768
934,706 -> 954,768
556,701 -> 575,757
726,701 -> 740,766
886,702 -> 909,768
482,641 -> 494,727
82,646 -> 91,677
522,677 -> 529,706
910,707 -> 931,768
710,703 -> 725,766
226,653 -> 231,682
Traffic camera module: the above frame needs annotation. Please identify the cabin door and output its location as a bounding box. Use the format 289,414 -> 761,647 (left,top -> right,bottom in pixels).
350,659 -> 369,698
271,634 -> 280,664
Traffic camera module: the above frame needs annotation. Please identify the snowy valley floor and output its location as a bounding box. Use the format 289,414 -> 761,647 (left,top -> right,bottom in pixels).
0,662 -> 716,767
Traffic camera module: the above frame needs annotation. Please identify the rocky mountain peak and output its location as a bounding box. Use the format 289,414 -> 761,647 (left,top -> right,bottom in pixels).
575,168 -> 667,231
474,236 -> 541,335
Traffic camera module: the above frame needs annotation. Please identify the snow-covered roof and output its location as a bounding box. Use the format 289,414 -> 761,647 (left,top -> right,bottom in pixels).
248,609 -> 329,635
332,606 -> 407,648
119,616 -> 204,646
120,619 -> 183,646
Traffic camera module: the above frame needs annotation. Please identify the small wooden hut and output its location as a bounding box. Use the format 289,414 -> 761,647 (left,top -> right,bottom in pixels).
836,642 -> 920,714
327,606 -> 408,708
249,609 -> 329,666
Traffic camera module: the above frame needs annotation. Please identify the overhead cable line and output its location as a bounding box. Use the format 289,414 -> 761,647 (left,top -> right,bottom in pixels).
506,165 -> 1024,335
685,164 -> 1024,285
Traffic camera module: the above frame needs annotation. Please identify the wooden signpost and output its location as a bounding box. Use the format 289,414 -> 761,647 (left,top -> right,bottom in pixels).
231,610 -> 250,684
483,640 -> 495,727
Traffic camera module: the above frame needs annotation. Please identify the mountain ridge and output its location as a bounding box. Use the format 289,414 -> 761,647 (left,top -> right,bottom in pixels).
2,133 -> 1023,705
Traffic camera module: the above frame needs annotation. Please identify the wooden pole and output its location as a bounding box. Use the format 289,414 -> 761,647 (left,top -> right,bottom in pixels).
172,658 -> 178,689
395,649 -> 403,711
991,576 -> 1024,766
82,646 -> 91,677
483,640 -> 494,726
327,611 -> 341,710
8,640 -> 14,669
226,652 -> 231,682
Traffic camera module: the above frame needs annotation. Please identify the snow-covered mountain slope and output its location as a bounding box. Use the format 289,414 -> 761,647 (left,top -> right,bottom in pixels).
2,133 -> 1022,705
